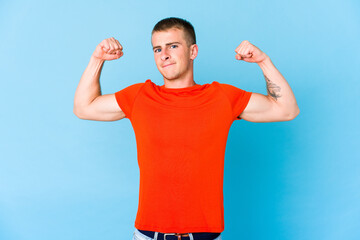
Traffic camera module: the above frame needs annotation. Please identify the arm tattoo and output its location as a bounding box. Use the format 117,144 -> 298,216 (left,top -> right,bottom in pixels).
264,74 -> 281,101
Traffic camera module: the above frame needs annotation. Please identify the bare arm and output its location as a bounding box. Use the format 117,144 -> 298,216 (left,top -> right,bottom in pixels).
235,40 -> 300,122
73,37 -> 125,121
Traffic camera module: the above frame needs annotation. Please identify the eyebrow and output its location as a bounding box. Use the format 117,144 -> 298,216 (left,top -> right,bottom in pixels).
152,42 -> 181,50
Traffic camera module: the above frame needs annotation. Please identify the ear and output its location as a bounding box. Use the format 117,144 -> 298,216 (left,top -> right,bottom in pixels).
189,44 -> 198,60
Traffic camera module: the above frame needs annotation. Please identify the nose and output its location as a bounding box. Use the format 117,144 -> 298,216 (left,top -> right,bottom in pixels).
160,49 -> 170,61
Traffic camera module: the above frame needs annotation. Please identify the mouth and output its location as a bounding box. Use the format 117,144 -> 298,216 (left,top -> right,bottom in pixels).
163,63 -> 175,68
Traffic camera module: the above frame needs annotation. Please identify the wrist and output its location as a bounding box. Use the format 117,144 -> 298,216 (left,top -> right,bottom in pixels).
257,55 -> 271,68
87,55 -> 105,72
90,55 -> 106,63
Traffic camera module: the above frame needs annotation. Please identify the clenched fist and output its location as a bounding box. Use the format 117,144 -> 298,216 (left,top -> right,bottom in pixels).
235,40 -> 268,63
92,37 -> 123,61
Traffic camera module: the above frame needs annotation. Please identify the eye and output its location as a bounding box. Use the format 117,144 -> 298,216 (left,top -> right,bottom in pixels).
154,48 -> 161,53
170,45 -> 178,49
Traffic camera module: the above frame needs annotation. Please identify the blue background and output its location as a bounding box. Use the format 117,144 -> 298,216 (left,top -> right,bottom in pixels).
1,0 -> 359,239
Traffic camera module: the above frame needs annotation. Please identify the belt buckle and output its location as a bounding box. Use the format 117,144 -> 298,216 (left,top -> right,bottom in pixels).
164,233 -> 189,240
164,233 -> 176,240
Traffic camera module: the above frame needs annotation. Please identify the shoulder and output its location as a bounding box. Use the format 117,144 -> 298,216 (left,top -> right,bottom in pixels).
210,81 -> 248,93
117,80 -> 149,92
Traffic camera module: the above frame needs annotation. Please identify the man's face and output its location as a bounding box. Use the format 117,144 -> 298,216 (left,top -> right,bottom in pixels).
151,28 -> 197,81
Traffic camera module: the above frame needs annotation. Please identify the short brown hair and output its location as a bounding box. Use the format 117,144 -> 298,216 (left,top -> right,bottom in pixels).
152,17 -> 196,47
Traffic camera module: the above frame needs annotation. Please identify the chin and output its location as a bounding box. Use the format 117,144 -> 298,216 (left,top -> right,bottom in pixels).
162,73 -> 181,81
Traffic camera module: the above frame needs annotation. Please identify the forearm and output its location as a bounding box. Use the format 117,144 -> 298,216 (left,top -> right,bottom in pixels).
74,56 -> 105,113
257,55 -> 299,117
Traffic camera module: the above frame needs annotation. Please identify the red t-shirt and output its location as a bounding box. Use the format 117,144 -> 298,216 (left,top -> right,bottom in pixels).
115,79 -> 252,233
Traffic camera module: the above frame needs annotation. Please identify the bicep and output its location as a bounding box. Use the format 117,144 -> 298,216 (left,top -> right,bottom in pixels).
239,93 -> 288,122
75,93 -> 126,121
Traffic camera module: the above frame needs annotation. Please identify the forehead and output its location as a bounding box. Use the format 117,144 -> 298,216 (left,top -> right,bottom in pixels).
151,28 -> 187,46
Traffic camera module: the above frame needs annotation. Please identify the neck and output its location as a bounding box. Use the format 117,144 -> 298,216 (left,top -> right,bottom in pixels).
163,79 -> 197,89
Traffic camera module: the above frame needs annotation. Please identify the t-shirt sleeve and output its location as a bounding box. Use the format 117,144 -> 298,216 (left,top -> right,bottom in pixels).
218,83 -> 252,121
114,82 -> 145,120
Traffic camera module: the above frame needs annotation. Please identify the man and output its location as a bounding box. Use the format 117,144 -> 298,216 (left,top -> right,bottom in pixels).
74,17 -> 299,240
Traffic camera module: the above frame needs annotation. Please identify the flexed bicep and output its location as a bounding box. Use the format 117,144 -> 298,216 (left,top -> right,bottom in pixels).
239,92 -> 290,122
74,93 -> 126,121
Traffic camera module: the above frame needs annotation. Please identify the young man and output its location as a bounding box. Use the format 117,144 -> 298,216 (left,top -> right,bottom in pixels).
74,17 -> 299,240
